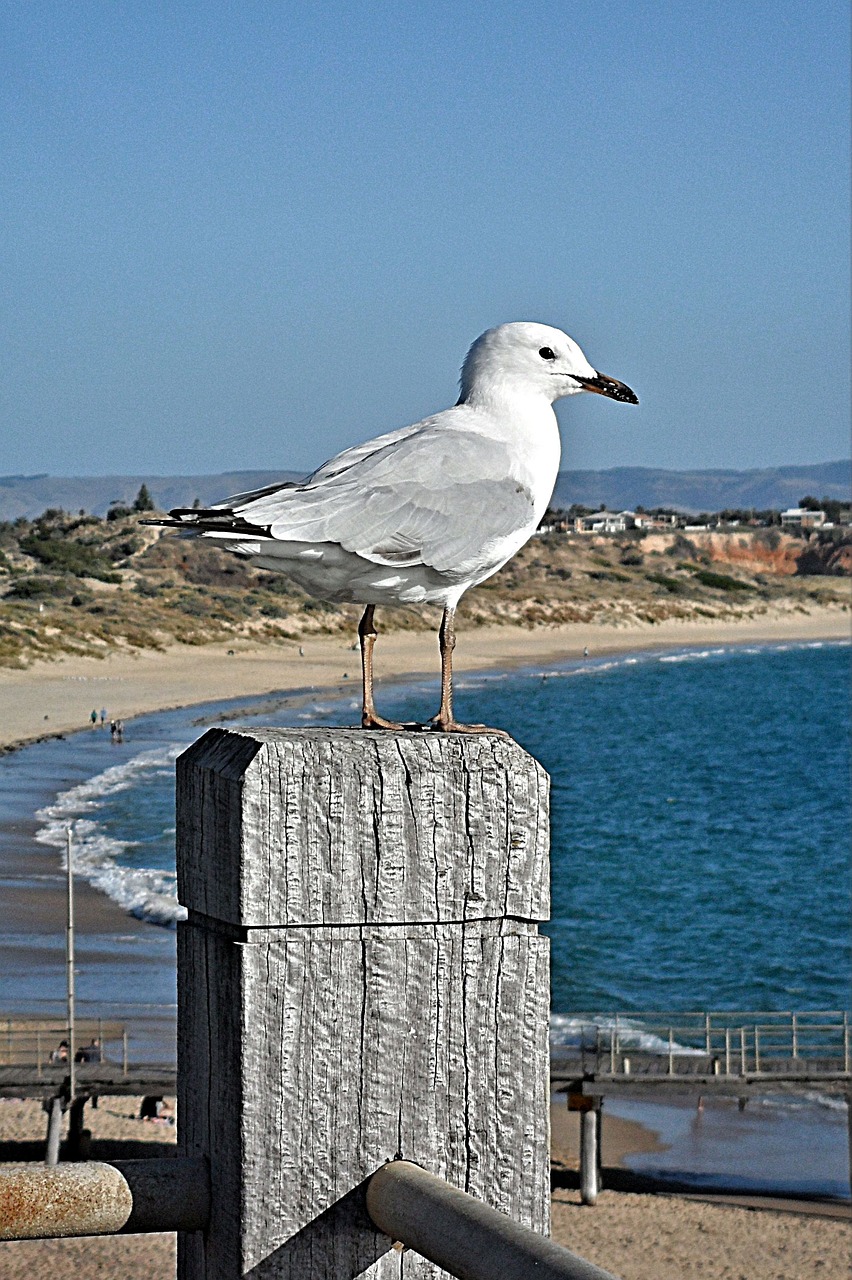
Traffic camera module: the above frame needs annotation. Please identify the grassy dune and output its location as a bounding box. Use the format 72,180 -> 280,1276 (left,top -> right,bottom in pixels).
0,509 -> 848,669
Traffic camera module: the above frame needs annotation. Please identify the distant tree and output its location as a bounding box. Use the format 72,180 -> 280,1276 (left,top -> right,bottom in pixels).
106,501 -> 133,522
537,506 -> 564,528
133,484 -> 155,512
819,497 -> 845,523
798,494 -> 848,522
192,496 -> 201,509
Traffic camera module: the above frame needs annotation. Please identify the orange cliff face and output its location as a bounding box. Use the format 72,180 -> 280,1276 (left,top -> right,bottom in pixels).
682,529 -> 851,577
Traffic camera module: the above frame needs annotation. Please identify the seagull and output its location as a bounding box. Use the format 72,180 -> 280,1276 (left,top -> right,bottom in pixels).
154,323 -> 637,732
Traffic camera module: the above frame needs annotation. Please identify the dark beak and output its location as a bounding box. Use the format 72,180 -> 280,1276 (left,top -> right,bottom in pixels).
574,371 -> 638,404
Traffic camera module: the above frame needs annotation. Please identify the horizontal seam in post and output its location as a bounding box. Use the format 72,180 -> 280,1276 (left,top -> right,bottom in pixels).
183,910 -> 545,934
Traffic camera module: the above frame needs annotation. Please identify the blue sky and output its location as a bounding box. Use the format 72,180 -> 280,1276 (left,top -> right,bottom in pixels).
1,2 -> 849,477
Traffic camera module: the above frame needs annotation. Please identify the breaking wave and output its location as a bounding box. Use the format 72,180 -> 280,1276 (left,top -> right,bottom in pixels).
550,1012 -> 704,1056
35,746 -> 189,928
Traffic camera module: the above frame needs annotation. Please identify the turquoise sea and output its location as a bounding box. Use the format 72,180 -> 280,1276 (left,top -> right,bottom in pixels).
1,637 -> 849,1194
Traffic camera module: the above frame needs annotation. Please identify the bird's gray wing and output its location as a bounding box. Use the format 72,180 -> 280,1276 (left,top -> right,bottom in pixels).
207,423 -> 425,511
304,421 -> 426,484
231,419 -> 535,578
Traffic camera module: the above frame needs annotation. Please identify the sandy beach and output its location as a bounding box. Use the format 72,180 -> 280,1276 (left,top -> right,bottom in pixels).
0,1096 -> 848,1279
1,605 -> 848,753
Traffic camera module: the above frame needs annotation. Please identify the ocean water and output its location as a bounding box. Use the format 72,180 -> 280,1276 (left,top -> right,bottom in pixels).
28,639 -> 851,1014
2,637 -> 849,1194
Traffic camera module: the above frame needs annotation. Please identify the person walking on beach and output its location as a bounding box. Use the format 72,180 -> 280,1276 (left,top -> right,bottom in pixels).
100,707 -> 107,726
90,709 -> 98,727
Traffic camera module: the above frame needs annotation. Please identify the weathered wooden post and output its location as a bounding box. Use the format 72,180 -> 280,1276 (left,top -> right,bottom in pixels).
176,727 -> 551,1279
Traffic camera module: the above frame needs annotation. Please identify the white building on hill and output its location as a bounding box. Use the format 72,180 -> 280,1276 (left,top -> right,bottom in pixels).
574,510 -> 636,533
781,507 -> 826,529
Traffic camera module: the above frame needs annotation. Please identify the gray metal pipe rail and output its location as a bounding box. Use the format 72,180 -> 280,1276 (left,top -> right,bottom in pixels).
0,1157 -> 209,1241
366,1160 -> 619,1280
1,1155 -> 620,1278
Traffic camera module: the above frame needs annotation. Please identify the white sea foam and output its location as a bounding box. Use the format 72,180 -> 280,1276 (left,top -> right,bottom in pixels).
658,648 -> 727,664
35,746 -> 188,928
550,1012 -> 704,1056
755,1090 -> 848,1114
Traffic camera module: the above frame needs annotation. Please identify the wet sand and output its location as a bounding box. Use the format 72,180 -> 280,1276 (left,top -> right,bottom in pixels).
0,1097 -> 848,1280
1,605 -> 848,753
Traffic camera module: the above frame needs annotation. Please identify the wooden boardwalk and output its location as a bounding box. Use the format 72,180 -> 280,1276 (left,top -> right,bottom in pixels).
0,1062 -> 177,1101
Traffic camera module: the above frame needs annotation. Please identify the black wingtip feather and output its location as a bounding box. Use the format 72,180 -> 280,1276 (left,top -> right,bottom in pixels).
141,508 -> 271,537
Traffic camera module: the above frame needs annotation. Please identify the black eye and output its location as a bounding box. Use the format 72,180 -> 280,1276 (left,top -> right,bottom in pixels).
539,347 -> 556,361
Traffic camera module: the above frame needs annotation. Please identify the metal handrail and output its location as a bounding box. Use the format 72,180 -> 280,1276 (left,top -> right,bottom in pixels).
1,1156 -> 618,1280
0,1026 -> 128,1071
0,1159 -> 209,1241
367,1161 -> 618,1280
556,1010 -> 851,1077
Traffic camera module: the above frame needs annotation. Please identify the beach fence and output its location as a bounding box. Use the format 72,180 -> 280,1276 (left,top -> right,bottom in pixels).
0,727 -> 619,1280
0,1017 -> 127,1070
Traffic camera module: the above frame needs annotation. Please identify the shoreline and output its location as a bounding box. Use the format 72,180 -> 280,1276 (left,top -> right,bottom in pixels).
1,605 -> 848,754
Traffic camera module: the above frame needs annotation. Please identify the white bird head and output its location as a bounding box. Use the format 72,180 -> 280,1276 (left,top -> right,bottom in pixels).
459,322 -> 638,408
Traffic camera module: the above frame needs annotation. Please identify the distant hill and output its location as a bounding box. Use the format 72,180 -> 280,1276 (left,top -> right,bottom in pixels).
0,461 -> 849,521
0,471 -> 303,521
551,461 -> 851,514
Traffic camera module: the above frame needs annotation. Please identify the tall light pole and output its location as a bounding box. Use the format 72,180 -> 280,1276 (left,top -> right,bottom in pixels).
66,826 -> 76,1103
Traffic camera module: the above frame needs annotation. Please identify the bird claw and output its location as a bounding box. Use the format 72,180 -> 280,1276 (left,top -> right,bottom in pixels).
427,718 -> 510,738
361,713 -> 421,732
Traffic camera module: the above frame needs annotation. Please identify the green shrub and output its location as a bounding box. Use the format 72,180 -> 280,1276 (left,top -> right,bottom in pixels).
6,575 -> 69,599
647,572 -> 685,594
587,569 -> 630,583
19,533 -> 120,581
690,568 -> 753,592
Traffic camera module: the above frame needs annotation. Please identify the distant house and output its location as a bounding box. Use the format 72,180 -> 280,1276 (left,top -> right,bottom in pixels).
633,512 -> 681,530
574,510 -> 636,534
781,507 -> 827,529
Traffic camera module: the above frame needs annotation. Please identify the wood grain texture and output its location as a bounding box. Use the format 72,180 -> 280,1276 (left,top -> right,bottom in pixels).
177,728 -> 549,927
176,729 -> 551,1279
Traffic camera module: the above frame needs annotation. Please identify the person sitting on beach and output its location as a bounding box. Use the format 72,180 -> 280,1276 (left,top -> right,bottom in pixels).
75,1037 -> 103,1064
49,1039 -> 69,1064
140,1096 -> 175,1123
140,1095 -> 161,1120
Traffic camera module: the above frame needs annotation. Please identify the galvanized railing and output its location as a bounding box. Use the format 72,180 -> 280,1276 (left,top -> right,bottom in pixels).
0,1021 -> 130,1075
0,1158 -> 618,1280
563,1010 -> 851,1076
